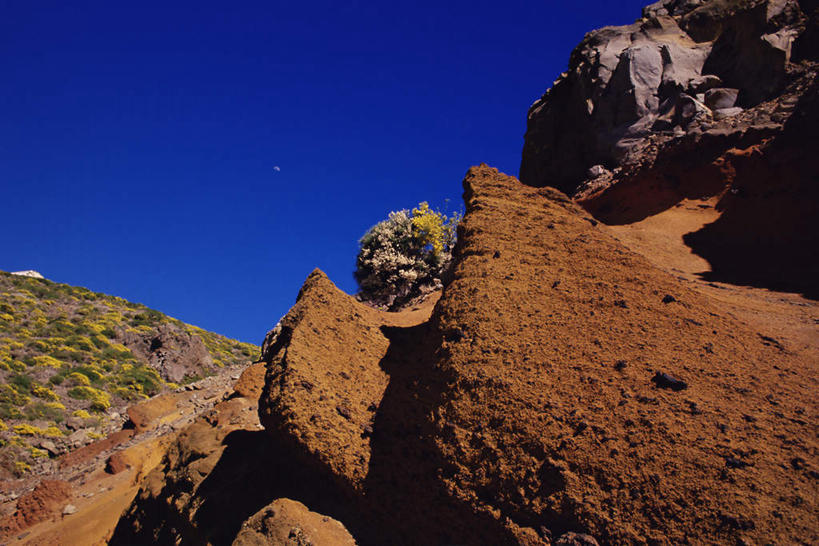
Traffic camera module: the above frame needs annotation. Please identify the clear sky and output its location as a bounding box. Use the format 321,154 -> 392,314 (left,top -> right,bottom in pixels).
1,0 -> 647,344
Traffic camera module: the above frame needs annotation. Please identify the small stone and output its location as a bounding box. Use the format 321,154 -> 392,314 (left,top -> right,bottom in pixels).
662,294 -> 676,304
62,504 -> 77,516
687,401 -> 703,415
555,531 -> 600,546
493,250 -> 501,259
713,107 -> 744,120
614,360 -> 627,371
705,88 -> 739,110
651,372 -> 688,391
725,457 -> 751,469
587,164 -> 608,178
336,405 -> 352,420
718,512 -> 755,531
790,457 -> 806,470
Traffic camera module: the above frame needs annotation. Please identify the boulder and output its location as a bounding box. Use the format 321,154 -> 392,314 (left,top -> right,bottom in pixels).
119,322 -> 215,383
704,86 -> 739,108
232,498 -> 355,546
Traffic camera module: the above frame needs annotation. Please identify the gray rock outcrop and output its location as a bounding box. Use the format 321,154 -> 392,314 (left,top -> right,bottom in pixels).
120,322 -> 215,383
520,0 -> 815,196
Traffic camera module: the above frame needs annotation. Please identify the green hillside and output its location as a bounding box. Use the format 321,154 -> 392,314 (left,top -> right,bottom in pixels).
0,271 -> 257,477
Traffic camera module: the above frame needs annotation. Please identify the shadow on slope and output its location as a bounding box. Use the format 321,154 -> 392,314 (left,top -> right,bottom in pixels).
361,323 -> 518,545
683,76 -> 819,299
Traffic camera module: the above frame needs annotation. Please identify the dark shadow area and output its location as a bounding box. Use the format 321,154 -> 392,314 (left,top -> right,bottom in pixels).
110,429 -> 363,546
581,126 -> 776,225
683,76 -> 819,299
360,323 -> 520,545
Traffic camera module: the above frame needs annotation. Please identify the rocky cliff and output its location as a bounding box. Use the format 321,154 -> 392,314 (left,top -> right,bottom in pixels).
521,0 -> 816,195
110,166 -> 817,545
520,0 -> 819,298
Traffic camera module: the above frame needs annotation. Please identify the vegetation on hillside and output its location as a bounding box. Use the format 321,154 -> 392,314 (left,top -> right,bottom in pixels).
0,271 -> 257,477
354,202 -> 460,308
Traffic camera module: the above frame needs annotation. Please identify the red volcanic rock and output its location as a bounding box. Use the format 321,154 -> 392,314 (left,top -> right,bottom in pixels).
0,479 -> 72,538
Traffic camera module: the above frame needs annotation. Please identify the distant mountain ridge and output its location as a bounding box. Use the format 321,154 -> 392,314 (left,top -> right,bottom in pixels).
0,270 -> 257,479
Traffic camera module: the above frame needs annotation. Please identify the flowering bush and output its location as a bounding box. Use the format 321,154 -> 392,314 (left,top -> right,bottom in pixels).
355,202 -> 460,308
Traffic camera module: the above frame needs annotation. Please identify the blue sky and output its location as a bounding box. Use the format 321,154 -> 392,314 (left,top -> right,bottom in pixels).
1,0 -> 647,343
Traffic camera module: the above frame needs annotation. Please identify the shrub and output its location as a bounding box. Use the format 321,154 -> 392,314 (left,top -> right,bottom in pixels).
354,202 -> 459,308
13,423 -> 63,437
115,365 -> 162,397
23,402 -> 65,422
67,386 -> 111,412
33,355 -> 62,368
67,372 -> 91,386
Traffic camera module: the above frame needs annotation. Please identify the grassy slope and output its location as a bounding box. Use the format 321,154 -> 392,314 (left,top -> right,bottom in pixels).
0,271 -> 257,477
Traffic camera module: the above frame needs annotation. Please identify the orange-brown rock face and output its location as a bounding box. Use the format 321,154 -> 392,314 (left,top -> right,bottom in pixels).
258,270 -> 397,488
429,165 -> 817,544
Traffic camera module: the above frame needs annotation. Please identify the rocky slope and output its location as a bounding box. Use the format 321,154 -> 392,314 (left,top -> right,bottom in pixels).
520,0 -> 819,297
0,365 -> 254,544
110,166 -> 817,545
0,271 -> 257,479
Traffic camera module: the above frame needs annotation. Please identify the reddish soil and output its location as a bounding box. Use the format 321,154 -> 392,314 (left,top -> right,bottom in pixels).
58,430 -> 135,470
0,480 -> 71,537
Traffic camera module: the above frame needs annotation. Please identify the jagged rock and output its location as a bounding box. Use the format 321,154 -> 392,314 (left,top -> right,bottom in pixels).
259,322 -> 282,363
120,322 -> 215,383
231,498 -> 355,546
32,439 -> 60,457
520,0 -> 811,196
